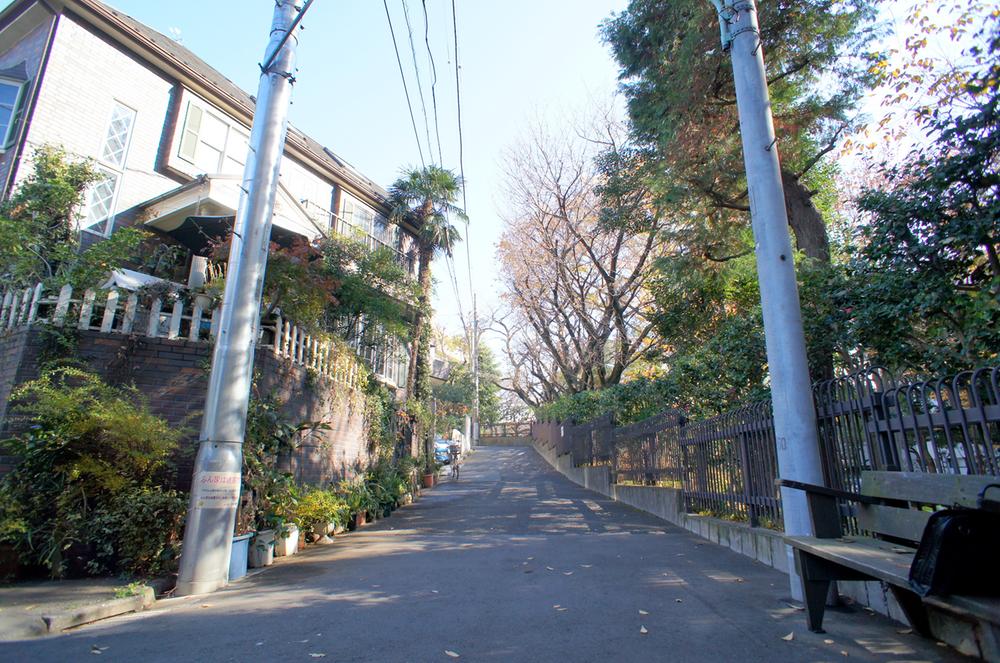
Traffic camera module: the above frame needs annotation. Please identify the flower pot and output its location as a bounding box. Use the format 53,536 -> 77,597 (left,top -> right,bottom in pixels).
421,473 -> 435,488
311,522 -> 334,545
228,533 -> 253,581
248,529 -> 276,568
348,511 -> 366,531
274,524 -> 299,557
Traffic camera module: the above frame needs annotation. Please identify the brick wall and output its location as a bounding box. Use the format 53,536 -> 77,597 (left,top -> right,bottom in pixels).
0,327 -> 370,487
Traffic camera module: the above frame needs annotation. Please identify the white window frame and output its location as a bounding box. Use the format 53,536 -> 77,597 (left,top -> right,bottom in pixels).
80,101 -> 136,237
176,98 -> 249,175
0,76 -> 27,151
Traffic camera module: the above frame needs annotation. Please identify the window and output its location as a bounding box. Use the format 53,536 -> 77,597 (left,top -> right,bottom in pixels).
100,104 -> 135,167
177,100 -> 249,175
80,102 -> 135,236
0,77 -> 26,148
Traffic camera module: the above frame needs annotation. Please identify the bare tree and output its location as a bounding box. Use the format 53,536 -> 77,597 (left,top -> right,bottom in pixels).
493,116 -> 663,407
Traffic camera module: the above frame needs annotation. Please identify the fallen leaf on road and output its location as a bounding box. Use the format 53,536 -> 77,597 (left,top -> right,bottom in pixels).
556,607 -> 567,611
255,642 -> 264,646
675,599 -> 683,603
840,651 -> 849,657
785,603 -> 805,611
563,571 -> 573,576
580,564 -> 592,568
527,557 -> 534,560
200,604 -> 212,608
445,650 -> 460,658
298,639 -> 310,643
431,590 -> 439,594
782,632 -> 795,641
824,639 -> 834,644
640,626 -> 648,634
638,610 -> 649,615
309,654 -> 326,658
896,629 -> 912,635
735,578 -> 744,583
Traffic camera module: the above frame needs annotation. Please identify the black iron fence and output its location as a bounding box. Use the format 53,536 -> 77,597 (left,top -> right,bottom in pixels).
539,364 -> 1000,530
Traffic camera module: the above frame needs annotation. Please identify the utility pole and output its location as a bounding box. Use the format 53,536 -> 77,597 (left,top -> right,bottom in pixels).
176,0 -> 305,597
707,0 -> 825,600
471,294 -> 480,446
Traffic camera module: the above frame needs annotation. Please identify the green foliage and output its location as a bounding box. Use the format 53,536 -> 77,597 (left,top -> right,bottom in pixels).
832,33 -> 1000,374
0,366 -> 184,577
239,391 -> 330,533
65,227 -> 150,291
364,378 -> 399,462
322,235 -> 418,341
0,146 -> 99,285
292,487 -> 349,533
0,146 -> 151,290
431,344 -> 502,433
387,165 -> 466,397
88,487 -> 186,577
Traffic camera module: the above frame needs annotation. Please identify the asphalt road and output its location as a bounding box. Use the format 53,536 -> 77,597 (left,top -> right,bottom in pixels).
0,446 -> 960,662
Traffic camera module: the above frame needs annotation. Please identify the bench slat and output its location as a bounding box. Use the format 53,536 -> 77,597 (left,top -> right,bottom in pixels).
785,535 -> 914,586
861,471 -> 998,508
856,504 -> 931,543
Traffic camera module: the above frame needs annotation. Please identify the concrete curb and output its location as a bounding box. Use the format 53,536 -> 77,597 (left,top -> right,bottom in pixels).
40,585 -> 154,634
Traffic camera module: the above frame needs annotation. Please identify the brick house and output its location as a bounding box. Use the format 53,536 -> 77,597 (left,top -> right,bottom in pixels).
0,0 -> 420,482
0,0 -> 414,389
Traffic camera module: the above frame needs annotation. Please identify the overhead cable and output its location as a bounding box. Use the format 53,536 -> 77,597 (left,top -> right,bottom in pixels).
383,0 -> 426,168
422,0 -> 445,165
401,0 -> 435,164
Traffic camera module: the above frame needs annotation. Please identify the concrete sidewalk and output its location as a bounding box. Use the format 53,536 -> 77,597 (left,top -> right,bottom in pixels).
0,577 -> 155,640
0,446 -> 964,661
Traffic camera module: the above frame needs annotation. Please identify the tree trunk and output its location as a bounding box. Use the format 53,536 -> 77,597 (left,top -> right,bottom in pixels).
406,243 -> 435,399
782,170 -> 830,264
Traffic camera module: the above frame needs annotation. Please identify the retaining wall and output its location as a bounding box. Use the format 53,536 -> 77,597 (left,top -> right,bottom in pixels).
0,327 -> 369,487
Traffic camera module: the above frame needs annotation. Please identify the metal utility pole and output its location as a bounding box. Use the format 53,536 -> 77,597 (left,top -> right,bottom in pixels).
176,0 -> 305,597
708,0 -> 825,600
471,294 -> 480,446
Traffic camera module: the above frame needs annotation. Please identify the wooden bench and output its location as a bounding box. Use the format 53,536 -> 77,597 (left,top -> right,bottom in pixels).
779,471 -> 1000,659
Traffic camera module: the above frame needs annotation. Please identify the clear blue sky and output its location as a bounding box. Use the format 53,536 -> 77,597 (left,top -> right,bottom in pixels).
90,0 -> 629,336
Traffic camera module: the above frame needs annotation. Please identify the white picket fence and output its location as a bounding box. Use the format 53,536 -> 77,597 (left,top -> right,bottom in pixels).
0,281 -> 364,390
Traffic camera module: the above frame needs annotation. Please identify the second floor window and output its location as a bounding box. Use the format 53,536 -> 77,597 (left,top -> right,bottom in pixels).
177,100 -> 249,175
0,77 -> 26,148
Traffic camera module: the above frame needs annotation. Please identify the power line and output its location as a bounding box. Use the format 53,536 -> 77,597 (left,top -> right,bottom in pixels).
421,0 -> 444,165
401,0 -> 434,165
450,0 -> 473,305
383,0 -> 425,168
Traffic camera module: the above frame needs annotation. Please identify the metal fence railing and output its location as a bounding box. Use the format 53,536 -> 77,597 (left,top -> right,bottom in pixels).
481,422 -> 533,439
537,364 -> 1000,530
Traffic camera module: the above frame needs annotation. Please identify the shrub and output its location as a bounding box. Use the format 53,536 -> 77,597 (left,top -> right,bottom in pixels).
0,366 -> 184,577
88,487 -> 187,577
292,488 -> 349,534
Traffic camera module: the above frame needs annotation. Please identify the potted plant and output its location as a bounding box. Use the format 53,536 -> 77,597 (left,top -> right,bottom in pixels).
274,522 -> 299,556
294,488 -> 345,545
248,528 -> 275,568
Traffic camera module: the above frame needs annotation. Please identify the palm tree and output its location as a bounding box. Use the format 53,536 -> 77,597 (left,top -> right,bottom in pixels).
387,165 -> 466,401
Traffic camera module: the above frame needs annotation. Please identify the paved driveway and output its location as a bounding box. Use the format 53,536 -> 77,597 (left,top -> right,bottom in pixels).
0,446 -> 958,662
